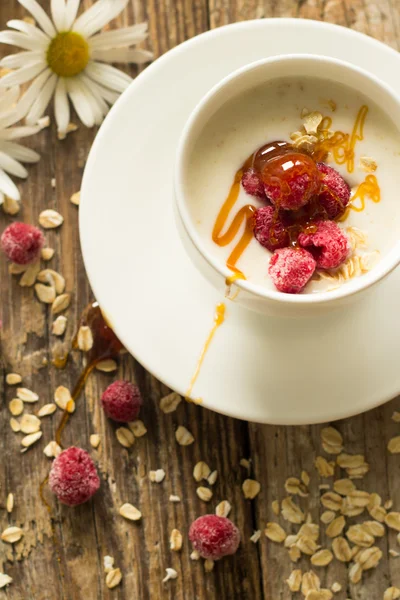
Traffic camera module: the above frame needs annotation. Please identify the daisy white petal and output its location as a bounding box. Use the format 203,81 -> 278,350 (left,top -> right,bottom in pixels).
86,62 -> 132,93
0,125 -> 42,140
0,31 -> 46,51
0,61 -> 47,87
66,78 -> 95,128
25,73 -> 57,125
76,79 -> 104,125
0,168 -> 20,200
14,69 -> 52,118
92,48 -> 153,64
1,50 -> 44,69
0,151 -> 28,178
0,141 -> 40,163
78,75 -> 109,115
18,0 -> 57,38
74,0 -> 129,38
64,0 -> 80,30
54,78 -> 70,138
89,24 -> 149,50
7,19 -> 50,43
51,0 -> 67,32
0,87 -> 20,114
80,74 -> 119,105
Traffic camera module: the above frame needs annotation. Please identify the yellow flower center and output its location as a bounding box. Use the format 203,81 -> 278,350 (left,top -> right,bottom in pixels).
47,32 -> 89,78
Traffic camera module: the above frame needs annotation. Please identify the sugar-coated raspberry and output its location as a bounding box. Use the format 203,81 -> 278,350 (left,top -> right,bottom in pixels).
1,222 -> 44,265
101,380 -> 142,422
254,206 -> 289,252
298,220 -> 350,269
189,515 -> 240,560
317,163 -> 351,219
262,153 -> 320,210
49,447 -> 100,506
268,247 -> 316,294
241,168 -> 265,198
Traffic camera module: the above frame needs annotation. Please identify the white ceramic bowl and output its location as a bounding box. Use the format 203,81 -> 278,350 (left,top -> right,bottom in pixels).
175,54 -> 400,315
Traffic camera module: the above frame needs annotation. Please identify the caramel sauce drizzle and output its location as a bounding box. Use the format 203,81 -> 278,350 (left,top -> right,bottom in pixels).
186,303 -> 225,401
313,105 -> 369,173
339,174 -> 381,221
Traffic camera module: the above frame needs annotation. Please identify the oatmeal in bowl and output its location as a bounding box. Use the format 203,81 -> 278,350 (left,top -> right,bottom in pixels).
175,55 -> 400,314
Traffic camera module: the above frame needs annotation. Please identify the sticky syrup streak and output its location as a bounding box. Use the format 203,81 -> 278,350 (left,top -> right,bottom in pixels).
186,303 -> 226,402
339,174 -> 381,221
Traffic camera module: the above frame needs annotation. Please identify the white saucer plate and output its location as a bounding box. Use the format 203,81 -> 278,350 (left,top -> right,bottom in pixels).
80,19 -> 400,425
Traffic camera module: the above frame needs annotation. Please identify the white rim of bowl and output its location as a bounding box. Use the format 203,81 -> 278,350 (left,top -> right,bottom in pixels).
175,53 -> 400,305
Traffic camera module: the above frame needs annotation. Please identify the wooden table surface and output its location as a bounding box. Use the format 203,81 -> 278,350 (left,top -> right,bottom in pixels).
1,1 -> 400,599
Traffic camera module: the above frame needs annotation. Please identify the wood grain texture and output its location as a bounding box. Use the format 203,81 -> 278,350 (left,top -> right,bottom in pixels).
0,0 -> 400,599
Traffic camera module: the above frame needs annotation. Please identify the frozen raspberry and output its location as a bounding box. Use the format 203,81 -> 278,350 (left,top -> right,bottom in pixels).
1,222 -> 44,265
254,206 -> 289,252
262,153 -> 320,210
101,380 -> 142,422
189,515 -> 240,560
269,247 -> 316,294
317,163 -> 351,219
298,220 -> 350,269
49,447 -> 100,506
241,168 -> 265,198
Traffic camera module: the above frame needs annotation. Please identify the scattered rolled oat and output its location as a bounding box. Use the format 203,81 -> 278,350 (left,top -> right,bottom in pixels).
52,293 -> 71,314
41,247 -> 54,261
0,573 -> 12,589
37,269 -> 65,294
265,522 -> 287,543
321,511 -> 335,525
128,420 -> 147,437
6,373 -> 21,385
193,461 -> 211,482
20,414 -> 41,434
359,156 -> 377,172
170,529 -> 183,551
356,546 -> 382,570
272,500 -> 280,516
35,282 -> 56,304
389,549 -> 400,557
296,535 -> 319,556
90,434 -> 101,449
149,469 -> 165,483
9,262 -> 27,275
9,399 -> 23,416
95,359 -> 117,373
52,315 -> 67,336
392,412 -> 400,423
6,494 -> 14,514
204,559 -> 214,573
54,386 -> 72,411
105,568 -> 122,589
307,591 -> 333,600
17,388 -> 38,403
250,530 -> 261,543
38,403 -> 57,417
346,524 -> 374,547
321,492 -> 342,511
242,479 -> 261,500
1,526 -> 23,544
333,479 -> 356,495
39,209 -> 64,229
240,458 -> 251,470
385,500 -> 394,510
103,556 -> 114,573
119,503 -> 142,521
208,470 -> 218,486
21,431 -> 42,448
19,261 -> 40,287
326,516 -> 345,538
190,550 -> 200,560
43,441 -> 62,458
384,588 -> 400,600
116,427 -> 135,448
286,569 -> 302,592
301,570 -> 320,596
216,500 -> 231,518
331,582 -> 341,593
196,487 -> 213,502
332,536 -> 352,562
77,325 -> 93,351
311,549 -> 333,567
349,562 -> 362,584
315,456 -> 335,478
362,520 -> 385,537
175,426 -> 194,446
282,496 -> 305,524
160,392 -> 182,413
289,545 -> 301,562
347,489 -> 370,507
169,495 -> 180,503
10,418 -> 21,432
162,568 -> 178,583
70,191 -> 80,206
385,512 -> 400,532
388,437 -> 400,454
2,195 -> 19,215
321,427 -> 343,454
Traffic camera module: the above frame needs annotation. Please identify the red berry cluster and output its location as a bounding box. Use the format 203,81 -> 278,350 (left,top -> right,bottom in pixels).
242,150 -> 351,294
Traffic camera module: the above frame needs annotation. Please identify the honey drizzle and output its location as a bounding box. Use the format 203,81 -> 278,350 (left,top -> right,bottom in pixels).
186,303 -> 226,400
212,167 -> 256,277
313,105 -> 369,173
339,174 -> 381,221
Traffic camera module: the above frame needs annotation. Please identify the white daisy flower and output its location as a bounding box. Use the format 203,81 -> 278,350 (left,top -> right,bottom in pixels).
0,0 -> 152,139
0,85 -> 44,203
